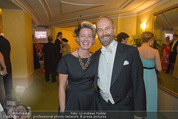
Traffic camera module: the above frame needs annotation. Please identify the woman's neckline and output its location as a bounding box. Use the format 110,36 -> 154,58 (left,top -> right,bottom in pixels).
69,53 -> 92,59
140,57 -> 154,61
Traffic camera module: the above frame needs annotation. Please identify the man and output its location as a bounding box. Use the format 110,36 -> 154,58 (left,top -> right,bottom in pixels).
117,32 -> 129,44
0,33 -> 13,97
42,35 -> 58,82
55,32 -> 62,64
166,34 -> 178,73
0,52 -> 7,108
95,16 -> 146,118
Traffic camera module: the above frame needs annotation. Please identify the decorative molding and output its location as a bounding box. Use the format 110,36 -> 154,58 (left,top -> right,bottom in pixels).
60,1 -> 108,6
118,12 -> 137,18
120,0 -> 134,8
158,84 -> 178,98
39,0 -> 50,21
24,0 -> 44,24
160,14 -> 171,27
138,0 -> 170,15
11,0 -> 39,24
45,0 -> 52,21
59,0 -> 63,15
9,0 -> 174,27
0,9 -> 23,11
154,2 -> 178,16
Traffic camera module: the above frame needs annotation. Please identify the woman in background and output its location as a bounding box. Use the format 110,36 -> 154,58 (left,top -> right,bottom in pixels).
60,38 -> 71,56
162,36 -> 170,70
57,21 -> 97,112
32,35 -> 41,69
138,31 -> 162,112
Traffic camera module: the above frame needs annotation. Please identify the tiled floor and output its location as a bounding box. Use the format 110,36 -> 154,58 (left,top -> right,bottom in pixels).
11,67 -> 177,118
15,68 -> 59,111
157,70 -> 178,94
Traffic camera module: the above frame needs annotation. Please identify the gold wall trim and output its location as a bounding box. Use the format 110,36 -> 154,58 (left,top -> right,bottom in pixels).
158,84 -> 178,98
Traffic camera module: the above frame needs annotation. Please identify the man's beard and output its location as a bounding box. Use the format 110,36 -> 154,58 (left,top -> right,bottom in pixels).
98,34 -> 114,46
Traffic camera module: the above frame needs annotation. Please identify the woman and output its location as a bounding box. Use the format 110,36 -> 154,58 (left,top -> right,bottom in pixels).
138,31 -> 162,112
0,52 -> 7,108
33,35 -> 41,69
57,21 -> 96,112
162,36 -> 170,70
60,38 -> 71,56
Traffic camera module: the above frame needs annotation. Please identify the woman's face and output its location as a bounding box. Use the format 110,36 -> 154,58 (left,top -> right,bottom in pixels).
77,28 -> 94,50
165,37 -> 169,43
61,41 -> 66,45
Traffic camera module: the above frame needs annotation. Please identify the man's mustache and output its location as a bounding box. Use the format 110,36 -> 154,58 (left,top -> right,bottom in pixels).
100,35 -> 110,38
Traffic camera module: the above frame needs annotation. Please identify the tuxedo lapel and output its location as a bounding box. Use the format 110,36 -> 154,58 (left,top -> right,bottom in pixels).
94,49 -> 101,88
111,43 -> 127,86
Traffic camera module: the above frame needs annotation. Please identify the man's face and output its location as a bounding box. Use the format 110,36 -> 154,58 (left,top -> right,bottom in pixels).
96,18 -> 115,48
173,36 -> 177,41
58,34 -> 62,39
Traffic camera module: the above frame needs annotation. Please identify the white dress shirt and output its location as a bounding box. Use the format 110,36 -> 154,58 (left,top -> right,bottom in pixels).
98,40 -> 118,104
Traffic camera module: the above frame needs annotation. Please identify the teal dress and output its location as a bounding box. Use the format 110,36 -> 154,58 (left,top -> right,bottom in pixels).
141,58 -> 157,112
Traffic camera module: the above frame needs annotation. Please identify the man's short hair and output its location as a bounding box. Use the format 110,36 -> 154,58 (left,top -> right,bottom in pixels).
117,32 -> 129,42
48,35 -> 53,41
57,32 -> 62,37
173,33 -> 178,37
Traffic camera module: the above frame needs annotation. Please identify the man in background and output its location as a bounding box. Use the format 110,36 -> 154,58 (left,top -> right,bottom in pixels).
55,32 -> 62,64
0,31 -> 13,97
117,32 -> 129,44
166,33 -> 178,73
43,35 -> 58,82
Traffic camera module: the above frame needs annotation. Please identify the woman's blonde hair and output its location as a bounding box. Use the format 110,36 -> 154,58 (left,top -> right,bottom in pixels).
74,21 -> 96,44
141,31 -> 154,43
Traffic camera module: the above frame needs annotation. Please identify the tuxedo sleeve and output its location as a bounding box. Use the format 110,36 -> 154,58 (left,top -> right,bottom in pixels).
131,47 -> 146,116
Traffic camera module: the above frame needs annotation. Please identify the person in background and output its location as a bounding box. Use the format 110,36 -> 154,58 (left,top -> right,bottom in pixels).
117,32 -> 129,44
95,16 -> 146,119
138,31 -> 162,118
0,32 -> 13,97
55,32 -> 62,64
173,45 -> 178,78
42,35 -> 58,82
60,38 -> 71,56
162,36 -> 170,70
0,52 -> 7,108
32,35 -> 41,69
57,21 -> 97,112
166,34 -> 178,73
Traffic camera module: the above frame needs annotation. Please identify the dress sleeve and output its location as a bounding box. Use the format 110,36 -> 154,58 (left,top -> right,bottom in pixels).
56,56 -> 68,74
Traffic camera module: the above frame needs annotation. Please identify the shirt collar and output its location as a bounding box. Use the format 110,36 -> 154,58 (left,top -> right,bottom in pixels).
101,40 -> 117,54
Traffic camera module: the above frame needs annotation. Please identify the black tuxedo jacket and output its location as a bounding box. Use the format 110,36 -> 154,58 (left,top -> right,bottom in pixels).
169,40 -> 178,63
55,38 -> 62,61
0,35 -> 13,95
94,42 -> 146,112
0,35 -> 12,72
42,42 -> 58,70
55,38 -> 61,52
